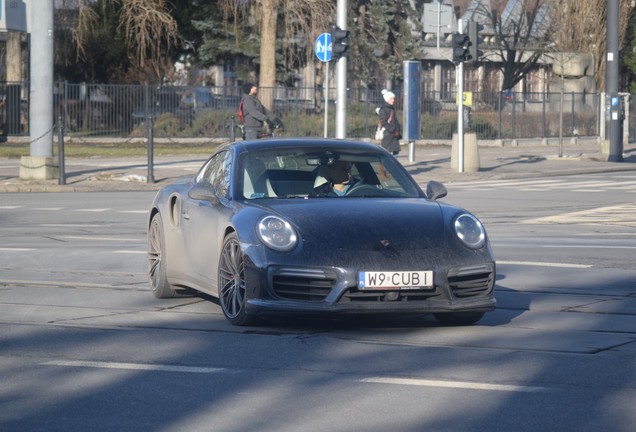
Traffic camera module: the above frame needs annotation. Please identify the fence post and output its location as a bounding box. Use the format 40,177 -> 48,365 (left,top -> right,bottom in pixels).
6,84 -> 21,135
364,87 -> 370,138
542,91 -> 547,140
497,92 -> 502,140
511,91 -> 516,139
229,115 -> 236,142
571,91 -> 575,135
147,114 -> 154,184
57,115 -> 65,185
63,81 -> 69,135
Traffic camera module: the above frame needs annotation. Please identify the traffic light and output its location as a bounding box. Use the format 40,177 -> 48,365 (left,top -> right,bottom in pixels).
331,25 -> 349,61
452,32 -> 472,63
468,21 -> 484,62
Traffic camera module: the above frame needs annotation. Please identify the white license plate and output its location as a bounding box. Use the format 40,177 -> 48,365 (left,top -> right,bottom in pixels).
358,271 -> 433,290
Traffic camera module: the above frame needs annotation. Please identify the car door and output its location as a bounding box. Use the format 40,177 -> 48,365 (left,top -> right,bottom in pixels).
181,150 -> 233,294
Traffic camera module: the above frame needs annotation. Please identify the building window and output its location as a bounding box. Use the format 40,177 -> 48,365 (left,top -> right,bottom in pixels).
442,65 -> 455,99
464,67 -> 478,92
525,68 -> 545,101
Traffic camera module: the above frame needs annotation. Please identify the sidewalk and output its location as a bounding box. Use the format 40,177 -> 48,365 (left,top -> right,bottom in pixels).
1,140 -> 635,193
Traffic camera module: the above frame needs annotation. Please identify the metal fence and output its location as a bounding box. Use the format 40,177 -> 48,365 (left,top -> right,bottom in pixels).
0,81 -> 623,142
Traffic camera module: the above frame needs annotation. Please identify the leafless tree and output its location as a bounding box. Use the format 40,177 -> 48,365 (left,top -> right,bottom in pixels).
472,0 -> 552,91
75,0 -> 178,82
220,0 -> 335,109
547,0 -> 634,91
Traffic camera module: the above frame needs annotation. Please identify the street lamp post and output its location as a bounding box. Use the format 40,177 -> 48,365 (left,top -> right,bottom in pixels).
606,0 -> 623,162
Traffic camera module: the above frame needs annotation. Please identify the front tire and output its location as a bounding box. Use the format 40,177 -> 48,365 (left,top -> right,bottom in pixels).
147,213 -> 179,298
433,311 -> 485,326
218,233 -> 257,326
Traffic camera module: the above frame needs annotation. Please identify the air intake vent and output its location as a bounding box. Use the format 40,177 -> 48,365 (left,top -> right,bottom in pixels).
272,268 -> 336,301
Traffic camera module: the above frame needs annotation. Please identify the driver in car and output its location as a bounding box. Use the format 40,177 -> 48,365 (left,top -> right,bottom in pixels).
311,160 -> 359,197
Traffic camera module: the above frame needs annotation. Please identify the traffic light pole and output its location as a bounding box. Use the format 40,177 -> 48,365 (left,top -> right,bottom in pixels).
335,0 -> 348,139
456,60 -> 464,173
607,0 -> 623,162
455,18 -> 465,173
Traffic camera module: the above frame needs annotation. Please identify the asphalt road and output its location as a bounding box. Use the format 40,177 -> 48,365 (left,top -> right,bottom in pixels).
1,178 -> 635,432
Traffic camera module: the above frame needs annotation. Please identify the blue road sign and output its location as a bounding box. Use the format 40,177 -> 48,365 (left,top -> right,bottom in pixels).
314,33 -> 332,62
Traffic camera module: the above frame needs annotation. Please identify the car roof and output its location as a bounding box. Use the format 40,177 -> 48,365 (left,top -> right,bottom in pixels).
224,138 -> 387,155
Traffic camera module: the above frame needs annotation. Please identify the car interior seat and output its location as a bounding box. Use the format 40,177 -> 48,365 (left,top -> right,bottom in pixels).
313,164 -> 330,189
243,158 -> 277,199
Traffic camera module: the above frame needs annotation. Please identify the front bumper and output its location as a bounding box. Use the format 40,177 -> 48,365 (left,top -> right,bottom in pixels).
244,262 -> 496,317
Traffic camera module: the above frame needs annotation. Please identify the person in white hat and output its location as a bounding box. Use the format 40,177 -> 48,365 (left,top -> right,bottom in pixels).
377,89 -> 401,155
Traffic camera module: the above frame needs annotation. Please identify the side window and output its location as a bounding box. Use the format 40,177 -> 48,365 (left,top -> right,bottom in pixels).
195,158 -> 216,183
199,151 -> 232,198
215,151 -> 233,198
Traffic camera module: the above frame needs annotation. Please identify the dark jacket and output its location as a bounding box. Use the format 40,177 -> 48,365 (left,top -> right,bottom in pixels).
378,101 -> 401,153
241,94 -> 277,129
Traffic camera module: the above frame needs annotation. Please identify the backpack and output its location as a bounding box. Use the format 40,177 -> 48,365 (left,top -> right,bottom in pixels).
237,100 -> 245,124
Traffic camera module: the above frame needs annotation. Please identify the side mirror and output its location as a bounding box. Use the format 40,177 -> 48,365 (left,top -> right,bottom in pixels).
188,184 -> 220,205
425,180 -> 447,200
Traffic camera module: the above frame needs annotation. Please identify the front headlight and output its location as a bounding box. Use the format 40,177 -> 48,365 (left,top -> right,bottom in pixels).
454,213 -> 486,249
257,215 -> 298,252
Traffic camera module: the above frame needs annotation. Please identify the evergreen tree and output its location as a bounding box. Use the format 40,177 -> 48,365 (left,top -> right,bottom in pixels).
347,0 -> 425,88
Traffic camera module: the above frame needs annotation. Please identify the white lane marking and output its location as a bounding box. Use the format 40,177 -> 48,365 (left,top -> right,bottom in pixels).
361,377 -> 548,393
33,207 -> 65,211
0,205 -> 23,209
42,360 -> 230,374
0,247 -> 34,251
575,232 -> 635,237
62,236 -> 139,242
40,224 -> 105,228
74,208 -> 111,212
451,179 -> 562,187
497,260 -> 592,269
542,245 -> 636,249
114,250 -> 146,254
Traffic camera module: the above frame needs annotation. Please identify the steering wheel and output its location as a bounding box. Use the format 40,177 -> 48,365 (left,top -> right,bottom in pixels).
345,182 -> 380,197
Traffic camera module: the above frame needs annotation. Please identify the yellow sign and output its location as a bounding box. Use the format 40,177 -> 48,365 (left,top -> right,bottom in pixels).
456,91 -> 473,107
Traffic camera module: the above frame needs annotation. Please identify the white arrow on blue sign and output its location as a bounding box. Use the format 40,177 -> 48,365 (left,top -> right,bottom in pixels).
314,33 -> 332,62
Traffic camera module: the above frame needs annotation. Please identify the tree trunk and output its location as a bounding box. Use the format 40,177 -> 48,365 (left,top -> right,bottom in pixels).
6,31 -> 22,83
259,0 -> 280,110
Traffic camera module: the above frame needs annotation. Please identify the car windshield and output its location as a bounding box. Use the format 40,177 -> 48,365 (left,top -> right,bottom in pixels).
239,148 -> 421,199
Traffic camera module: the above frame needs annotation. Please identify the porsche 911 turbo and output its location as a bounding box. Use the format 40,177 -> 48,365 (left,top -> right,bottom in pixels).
147,138 -> 496,326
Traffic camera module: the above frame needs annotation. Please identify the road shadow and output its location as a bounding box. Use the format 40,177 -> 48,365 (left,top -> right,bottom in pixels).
479,154 -> 546,172
403,157 -> 450,176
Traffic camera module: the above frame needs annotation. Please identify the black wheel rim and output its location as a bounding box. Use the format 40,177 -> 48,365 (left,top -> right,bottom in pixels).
219,237 -> 246,319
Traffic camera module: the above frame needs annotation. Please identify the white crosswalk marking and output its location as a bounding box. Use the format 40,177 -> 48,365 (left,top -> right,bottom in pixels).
450,176 -> 636,193
524,203 -> 636,227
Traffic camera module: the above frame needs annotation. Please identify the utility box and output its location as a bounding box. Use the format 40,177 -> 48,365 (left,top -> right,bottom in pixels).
402,61 -> 421,141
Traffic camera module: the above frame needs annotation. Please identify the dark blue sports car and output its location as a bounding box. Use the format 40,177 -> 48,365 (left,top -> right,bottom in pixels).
147,138 -> 496,326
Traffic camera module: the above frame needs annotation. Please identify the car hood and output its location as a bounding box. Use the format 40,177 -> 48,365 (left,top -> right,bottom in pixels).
257,198 -> 447,253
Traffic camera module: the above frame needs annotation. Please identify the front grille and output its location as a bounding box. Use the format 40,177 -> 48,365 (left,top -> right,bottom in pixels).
340,288 -> 438,302
448,265 -> 494,298
272,268 -> 336,301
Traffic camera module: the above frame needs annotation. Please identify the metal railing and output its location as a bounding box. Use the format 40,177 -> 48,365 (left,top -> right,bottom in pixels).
1,81 -> 625,142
